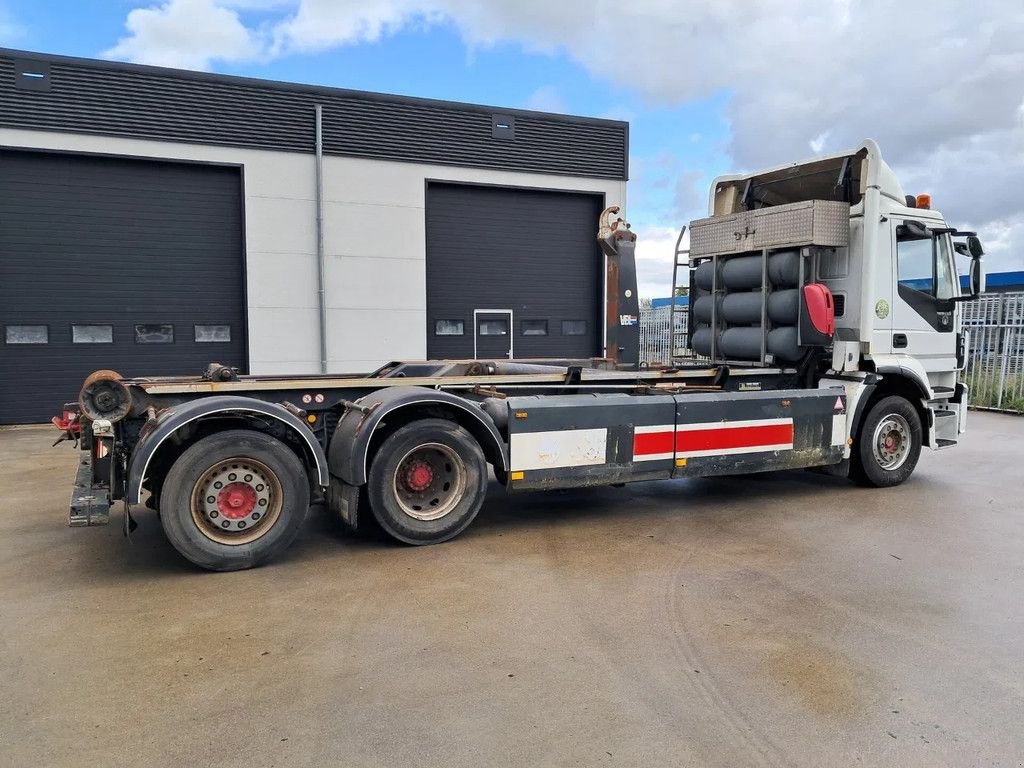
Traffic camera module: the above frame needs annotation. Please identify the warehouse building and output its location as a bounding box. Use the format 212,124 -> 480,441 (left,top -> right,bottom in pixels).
0,49 -> 628,423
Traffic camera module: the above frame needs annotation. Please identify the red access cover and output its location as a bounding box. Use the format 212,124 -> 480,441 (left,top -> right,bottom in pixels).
803,283 -> 835,336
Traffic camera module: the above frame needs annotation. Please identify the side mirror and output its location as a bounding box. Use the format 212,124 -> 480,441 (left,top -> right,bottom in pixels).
967,235 -> 984,259
969,255 -> 985,297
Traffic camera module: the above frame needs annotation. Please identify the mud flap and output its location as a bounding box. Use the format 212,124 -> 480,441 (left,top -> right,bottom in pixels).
327,476 -> 360,532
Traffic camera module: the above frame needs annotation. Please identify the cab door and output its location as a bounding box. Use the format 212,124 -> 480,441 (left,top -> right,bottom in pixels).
890,219 -> 959,372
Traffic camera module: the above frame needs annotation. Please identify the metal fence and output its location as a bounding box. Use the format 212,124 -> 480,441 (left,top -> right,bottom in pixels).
638,305 -> 676,367
638,304 -> 703,366
962,292 -> 1024,412
639,292 -> 1024,413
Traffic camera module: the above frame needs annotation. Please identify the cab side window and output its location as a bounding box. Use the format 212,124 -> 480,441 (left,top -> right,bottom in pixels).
896,236 -> 934,294
897,230 -> 956,300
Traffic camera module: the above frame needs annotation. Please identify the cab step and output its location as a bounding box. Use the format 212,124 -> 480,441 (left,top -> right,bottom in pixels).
931,408 -> 959,448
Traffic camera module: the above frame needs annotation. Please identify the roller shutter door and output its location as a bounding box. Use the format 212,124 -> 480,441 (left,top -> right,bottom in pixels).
426,183 -> 603,360
0,150 -> 245,424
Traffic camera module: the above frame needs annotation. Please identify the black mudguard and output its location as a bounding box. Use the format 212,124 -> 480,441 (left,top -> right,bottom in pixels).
126,396 -> 330,505
328,386 -> 507,487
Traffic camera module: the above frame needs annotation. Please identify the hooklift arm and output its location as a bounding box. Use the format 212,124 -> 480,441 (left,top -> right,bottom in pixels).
597,206 -> 640,368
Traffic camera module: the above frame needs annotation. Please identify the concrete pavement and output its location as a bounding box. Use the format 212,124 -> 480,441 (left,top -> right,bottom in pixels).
1,412 -> 1022,767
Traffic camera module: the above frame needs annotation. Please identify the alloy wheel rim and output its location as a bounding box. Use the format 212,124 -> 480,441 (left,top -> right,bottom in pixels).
872,414 -> 912,471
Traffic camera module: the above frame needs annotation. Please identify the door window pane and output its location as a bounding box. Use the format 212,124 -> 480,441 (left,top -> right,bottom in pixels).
562,320 -> 587,336
72,324 -> 113,344
135,324 -> 174,344
434,320 -> 464,336
194,324 -> 231,343
897,236 -> 934,294
522,320 -> 548,336
5,325 -> 48,344
478,319 -> 509,336
935,235 -> 956,300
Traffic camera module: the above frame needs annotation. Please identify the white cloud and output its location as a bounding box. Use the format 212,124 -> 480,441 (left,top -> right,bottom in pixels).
524,85 -> 567,114
103,0 -> 264,70
809,130 -> 830,155
267,0 -> 438,57
103,0 -> 1024,270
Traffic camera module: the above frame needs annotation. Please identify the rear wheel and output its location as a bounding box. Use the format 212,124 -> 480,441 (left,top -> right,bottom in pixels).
851,396 -> 923,487
367,418 -> 488,545
160,430 -> 309,571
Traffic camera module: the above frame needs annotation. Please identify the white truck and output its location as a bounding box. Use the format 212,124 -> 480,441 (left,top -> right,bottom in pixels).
60,139 -> 984,570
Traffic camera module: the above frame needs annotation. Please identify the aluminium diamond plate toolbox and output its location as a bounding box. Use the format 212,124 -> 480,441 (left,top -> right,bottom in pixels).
689,199 -> 850,257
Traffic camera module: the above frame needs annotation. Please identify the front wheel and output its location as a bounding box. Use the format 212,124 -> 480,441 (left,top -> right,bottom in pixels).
367,418 -> 488,545
160,430 -> 310,571
850,396 -> 923,487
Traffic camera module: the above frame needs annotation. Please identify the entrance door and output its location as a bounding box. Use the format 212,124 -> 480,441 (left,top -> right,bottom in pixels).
890,218 -> 959,373
474,310 -> 513,360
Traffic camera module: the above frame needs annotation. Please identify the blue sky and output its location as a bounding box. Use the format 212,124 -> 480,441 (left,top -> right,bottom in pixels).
2,1 -> 1021,295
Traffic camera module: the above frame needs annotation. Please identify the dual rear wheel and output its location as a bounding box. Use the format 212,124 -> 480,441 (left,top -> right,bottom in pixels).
366,419 -> 489,545
160,420 -> 489,570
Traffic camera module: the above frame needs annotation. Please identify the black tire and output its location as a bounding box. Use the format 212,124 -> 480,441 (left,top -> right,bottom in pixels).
160,430 -> 310,571
367,418 -> 488,545
850,396 -> 923,488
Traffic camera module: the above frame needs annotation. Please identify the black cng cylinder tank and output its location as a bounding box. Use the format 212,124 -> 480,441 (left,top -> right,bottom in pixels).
768,250 -> 801,288
696,325 -> 802,362
767,326 -> 801,361
719,289 -> 801,325
720,255 -> 763,290
693,260 -> 720,291
767,289 -> 800,324
691,326 -> 717,357
691,294 -> 723,324
719,327 -> 763,360
697,249 -> 802,292
721,292 -> 762,324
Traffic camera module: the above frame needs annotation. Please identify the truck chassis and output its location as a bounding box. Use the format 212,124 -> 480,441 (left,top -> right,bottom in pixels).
65,355 -> 921,570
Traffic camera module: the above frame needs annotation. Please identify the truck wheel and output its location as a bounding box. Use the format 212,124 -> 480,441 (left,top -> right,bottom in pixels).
160,430 -> 309,571
851,396 -> 922,488
367,418 -> 488,545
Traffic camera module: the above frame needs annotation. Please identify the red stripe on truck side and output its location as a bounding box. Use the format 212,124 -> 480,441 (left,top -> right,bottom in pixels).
633,430 -> 674,456
675,423 -> 794,453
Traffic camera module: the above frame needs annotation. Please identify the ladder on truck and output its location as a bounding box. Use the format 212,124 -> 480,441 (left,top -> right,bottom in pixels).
668,225 -> 692,362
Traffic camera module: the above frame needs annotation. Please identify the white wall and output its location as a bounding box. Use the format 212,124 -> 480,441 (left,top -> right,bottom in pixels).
0,128 -> 626,375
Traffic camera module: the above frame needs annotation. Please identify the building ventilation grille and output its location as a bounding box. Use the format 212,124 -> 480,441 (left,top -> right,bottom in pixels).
0,54 -> 628,181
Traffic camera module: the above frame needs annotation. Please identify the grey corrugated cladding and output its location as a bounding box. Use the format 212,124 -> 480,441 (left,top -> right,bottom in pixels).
0,49 -> 628,181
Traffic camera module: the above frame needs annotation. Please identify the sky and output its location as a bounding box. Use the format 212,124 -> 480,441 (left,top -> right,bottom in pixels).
2,0 -> 1022,298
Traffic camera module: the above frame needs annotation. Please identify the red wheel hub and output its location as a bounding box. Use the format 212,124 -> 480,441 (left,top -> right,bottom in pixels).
883,433 -> 899,454
403,460 -> 434,492
217,482 -> 257,519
